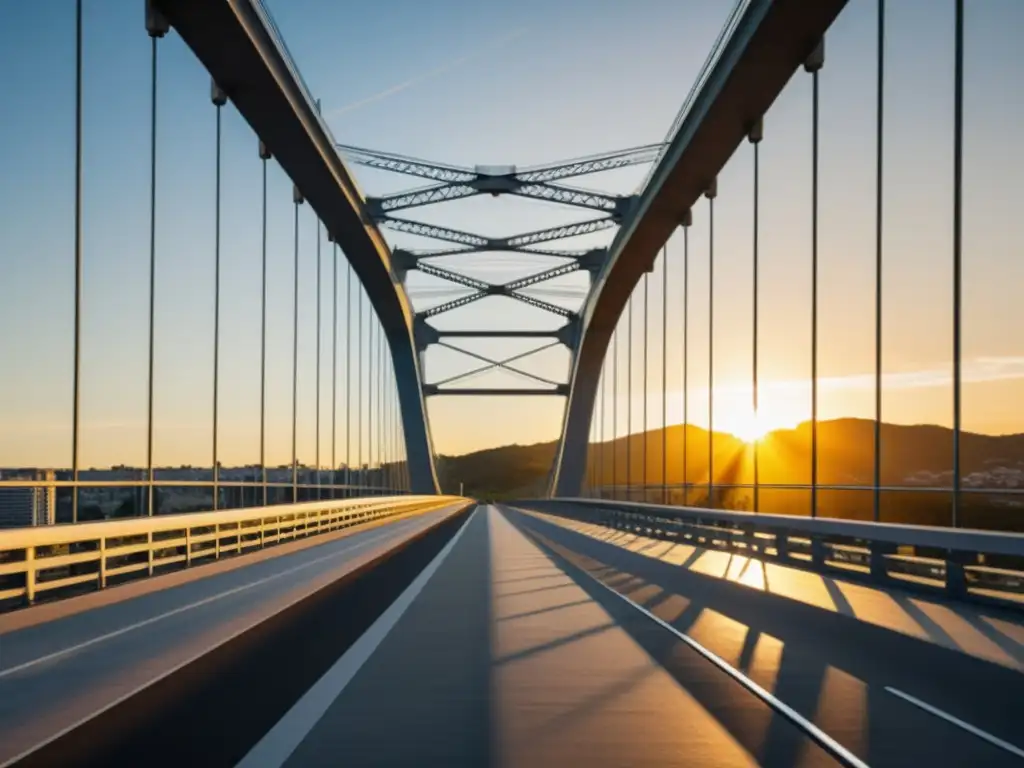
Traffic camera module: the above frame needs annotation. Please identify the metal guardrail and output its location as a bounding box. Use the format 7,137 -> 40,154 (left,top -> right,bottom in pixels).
0,495 -> 461,608
525,498 -> 1024,609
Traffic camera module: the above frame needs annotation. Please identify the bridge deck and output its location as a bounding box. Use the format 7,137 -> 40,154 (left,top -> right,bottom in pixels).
243,505 -> 838,767
505,505 -> 1024,768
4,503 -> 1022,767
0,504 -> 465,767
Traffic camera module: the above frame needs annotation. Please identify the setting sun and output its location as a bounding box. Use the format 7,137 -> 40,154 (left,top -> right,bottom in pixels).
724,410 -> 772,443
717,404 -> 802,444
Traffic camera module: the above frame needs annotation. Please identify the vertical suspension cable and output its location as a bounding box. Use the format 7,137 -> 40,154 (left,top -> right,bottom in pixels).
597,365 -> 604,498
71,0 -> 83,523
874,0 -> 885,522
396,377 -> 400,491
683,216 -> 690,502
377,320 -> 383,490
707,185 -> 716,509
612,327 -> 618,497
291,188 -> 301,504
662,246 -> 668,504
390,363 -> 396,492
390,350 -> 395,491
378,322 -> 383,491
259,142 -> 269,506
211,82 -> 224,510
594,381 -> 599,497
368,313 -> 375,492
751,121 -> 763,514
315,218 -> 322,499
345,262 -> 352,496
384,347 -> 391,491
627,293 -> 633,498
643,272 -> 649,500
807,42 -> 823,519
357,286 -> 363,494
385,360 -> 391,492
144,26 -> 162,517
952,0 -> 964,527
331,242 -> 338,499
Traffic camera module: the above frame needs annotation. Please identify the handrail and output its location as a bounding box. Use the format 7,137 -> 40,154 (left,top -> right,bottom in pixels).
0,495 -> 463,607
552,498 -> 1024,556
525,498 -> 1024,607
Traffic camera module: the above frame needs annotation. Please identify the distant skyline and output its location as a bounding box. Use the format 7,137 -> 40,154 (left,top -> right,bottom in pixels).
0,0 -> 1022,468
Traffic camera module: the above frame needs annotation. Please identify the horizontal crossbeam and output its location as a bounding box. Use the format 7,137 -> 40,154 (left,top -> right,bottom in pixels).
436,329 -> 561,339
380,215 -> 617,251
339,143 -> 664,187
368,180 -> 627,215
413,246 -> 595,259
423,385 -> 569,396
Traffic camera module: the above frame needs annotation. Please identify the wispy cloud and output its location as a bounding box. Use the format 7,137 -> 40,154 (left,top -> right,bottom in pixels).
786,356 -> 1024,395
611,357 -> 1024,405
326,27 -> 528,118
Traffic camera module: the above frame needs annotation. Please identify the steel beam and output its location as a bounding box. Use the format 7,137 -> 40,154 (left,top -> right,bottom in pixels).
436,329 -> 561,339
515,144 -> 666,182
380,215 -> 617,251
551,0 -> 849,496
370,180 -> 627,215
423,386 -> 569,397
157,0 -> 439,493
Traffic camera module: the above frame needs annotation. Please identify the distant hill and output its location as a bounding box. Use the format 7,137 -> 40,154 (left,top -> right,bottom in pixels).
437,418 -> 1024,530
437,441 -> 557,499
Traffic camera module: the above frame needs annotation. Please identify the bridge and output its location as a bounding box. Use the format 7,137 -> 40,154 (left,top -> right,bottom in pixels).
1,1 -> 1023,766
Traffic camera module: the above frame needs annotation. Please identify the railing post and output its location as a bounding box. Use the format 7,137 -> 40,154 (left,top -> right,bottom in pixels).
774,529 -> 789,562
811,536 -> 827,569
868,540 -> 891,584
25,545 -> 36,605
185,526 -> 192,567
214,523 -> 221,559
743,525 -> 758,556
147,532 -> 154,576
99,536 -> 107,589
946,550 -> 969,599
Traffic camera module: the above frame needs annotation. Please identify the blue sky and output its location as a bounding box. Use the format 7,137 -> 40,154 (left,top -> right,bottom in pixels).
0,0 -> 1022,469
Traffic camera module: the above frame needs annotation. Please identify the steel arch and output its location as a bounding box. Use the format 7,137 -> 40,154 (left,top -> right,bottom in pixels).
158,0 -> 440,493
550,0 -> 848,496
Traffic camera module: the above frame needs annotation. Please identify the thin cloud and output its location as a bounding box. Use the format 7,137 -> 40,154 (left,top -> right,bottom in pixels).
326,27 -> 528,118
610,356 -> 1024,405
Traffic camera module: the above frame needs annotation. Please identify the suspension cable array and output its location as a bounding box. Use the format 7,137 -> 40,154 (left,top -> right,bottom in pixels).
581,11 -> 977,527
69,2 -> 416,516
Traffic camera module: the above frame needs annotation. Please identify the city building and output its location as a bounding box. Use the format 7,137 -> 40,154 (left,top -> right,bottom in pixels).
0,469 -> 56,528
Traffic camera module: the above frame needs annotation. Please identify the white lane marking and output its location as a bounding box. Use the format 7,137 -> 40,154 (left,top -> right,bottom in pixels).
0,515 -> 426,679
0,510 -> 459,768
236,505 -> 480,768
504,508 -> 871,768
885,686 -> 1024,760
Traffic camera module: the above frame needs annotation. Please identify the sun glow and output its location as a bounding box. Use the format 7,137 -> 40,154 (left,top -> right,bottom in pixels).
719,406 -> 798,444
